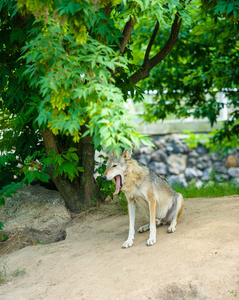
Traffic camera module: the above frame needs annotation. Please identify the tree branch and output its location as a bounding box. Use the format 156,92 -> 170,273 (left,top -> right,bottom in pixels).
119,17 -> 136,54
130,13 -> 182,84
144,21 -> 159,64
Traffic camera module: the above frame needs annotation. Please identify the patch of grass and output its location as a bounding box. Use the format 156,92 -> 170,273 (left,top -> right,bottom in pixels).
0,234 -> 8,242
11,268 -> 26,278
228,289 -> 238,297
173,180 -> 239,198
0,260 -> 7,284
34,238 -> 58,245
0,258 -> 26,284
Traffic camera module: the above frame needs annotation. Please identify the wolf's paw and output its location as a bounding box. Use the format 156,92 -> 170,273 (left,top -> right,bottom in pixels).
138,225 -> 149,233
146,238 -> 156,246
122,239 -> 134,248
167,226 -> 176,233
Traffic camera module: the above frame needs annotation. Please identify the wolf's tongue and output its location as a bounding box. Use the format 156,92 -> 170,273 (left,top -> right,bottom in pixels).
113,175 -> 121,195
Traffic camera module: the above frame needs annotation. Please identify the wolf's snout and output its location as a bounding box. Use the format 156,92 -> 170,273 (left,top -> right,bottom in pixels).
102,176 -> 107,181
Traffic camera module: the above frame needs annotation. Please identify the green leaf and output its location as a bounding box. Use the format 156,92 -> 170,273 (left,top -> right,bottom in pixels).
141,137 -> 155,148
0,197 -> 5,207
39,172 -> 51,182
69,153 -> 79,161
131,134 -> 141,149
119,136 -> 133,148
25,172 -> 36,184
0,221 -> 4,231
77,166 -> 84,172
56,155 -> 64,166
227,3 -> 234,15
68,147 -> 78,152
48,150 -> 56,157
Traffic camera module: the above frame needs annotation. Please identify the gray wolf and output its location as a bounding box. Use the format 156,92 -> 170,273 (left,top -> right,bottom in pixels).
102,150 -> 184,248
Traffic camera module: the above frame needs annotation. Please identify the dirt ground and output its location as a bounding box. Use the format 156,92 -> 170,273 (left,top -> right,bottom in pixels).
1,195 -> 239,300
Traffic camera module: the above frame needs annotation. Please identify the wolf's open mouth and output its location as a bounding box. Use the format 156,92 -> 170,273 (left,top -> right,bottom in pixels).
114,175 -> 122,196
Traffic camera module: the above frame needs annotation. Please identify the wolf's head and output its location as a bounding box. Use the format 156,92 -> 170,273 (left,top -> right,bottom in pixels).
102,150 -> 131,195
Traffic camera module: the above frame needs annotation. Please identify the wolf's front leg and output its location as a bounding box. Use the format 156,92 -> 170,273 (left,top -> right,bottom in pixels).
146,198 -> 156,246
122,200 -> 135,248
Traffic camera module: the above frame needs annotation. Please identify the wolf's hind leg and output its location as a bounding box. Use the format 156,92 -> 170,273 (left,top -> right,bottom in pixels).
138,218 -> 161,233
138,223 -> 149,233
167,194 -> 184,233
167,220 -> 177,233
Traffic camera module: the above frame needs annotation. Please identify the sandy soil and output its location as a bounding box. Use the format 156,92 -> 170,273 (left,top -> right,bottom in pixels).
1,195 -> 239,300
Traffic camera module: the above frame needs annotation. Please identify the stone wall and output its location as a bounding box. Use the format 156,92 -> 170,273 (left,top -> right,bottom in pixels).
132,134 -> 239,188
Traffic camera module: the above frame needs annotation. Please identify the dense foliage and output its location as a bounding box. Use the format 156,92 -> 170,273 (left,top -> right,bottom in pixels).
136,1 -> 239,152
0,0 -> 192,212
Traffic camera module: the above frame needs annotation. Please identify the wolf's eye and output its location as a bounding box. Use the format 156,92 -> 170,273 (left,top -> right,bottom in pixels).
113,164 -> 117,167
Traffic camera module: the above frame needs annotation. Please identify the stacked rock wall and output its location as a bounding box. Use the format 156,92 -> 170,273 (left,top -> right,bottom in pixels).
132,134 -> 239,188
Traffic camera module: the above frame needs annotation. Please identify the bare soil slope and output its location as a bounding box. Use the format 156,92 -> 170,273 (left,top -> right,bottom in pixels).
1,195 -> 239,300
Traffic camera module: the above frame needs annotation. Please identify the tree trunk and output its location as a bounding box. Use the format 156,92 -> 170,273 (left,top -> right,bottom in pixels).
76,133 -> 100,209
41,129 -> 100,213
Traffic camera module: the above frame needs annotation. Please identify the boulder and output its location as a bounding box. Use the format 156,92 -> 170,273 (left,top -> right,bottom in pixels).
167,154 -> 187,175
149,161 -> 167,175
225,155 -> 239,168
213,161 -> 222,169
196,155 -> 211,170
154,138 -> 166,149
0,185 -> 71,245
132,148 -> 140,156
137,154 -> 150,165
201,168 -> 213,181
172,142 -> 189,154
149,149 -> 167,163
230,177 -> 239,185
166,175 -> 188,189
166,144 -> 174,154
214,166 -> 228,174
188,150 -> 199,158
194,180 -> 203,188
187,157 -> 197,168
210,152 -> 221,161
139,146 -> 155,155
196,145 -> 208,155
184,168 -> 202,181
215,173 -> 230,182
228,167 -> 239,178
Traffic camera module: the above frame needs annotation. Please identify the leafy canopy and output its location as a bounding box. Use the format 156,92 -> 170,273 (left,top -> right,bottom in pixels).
15,0 -> 191,153
0,0 -> 193,206
135,1 -> 239,151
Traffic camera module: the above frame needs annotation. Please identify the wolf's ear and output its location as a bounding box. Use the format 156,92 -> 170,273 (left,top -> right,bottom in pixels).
122,149 -> 132,160
110,150 -> 116,157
